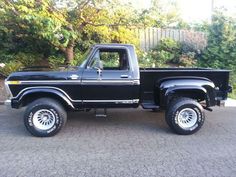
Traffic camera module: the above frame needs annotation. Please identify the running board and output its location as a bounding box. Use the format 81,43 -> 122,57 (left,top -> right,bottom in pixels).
141,102 -> 159,109
94,108 -> 107,117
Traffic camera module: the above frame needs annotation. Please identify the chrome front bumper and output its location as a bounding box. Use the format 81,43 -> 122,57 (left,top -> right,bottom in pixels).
4,99 -> 11,108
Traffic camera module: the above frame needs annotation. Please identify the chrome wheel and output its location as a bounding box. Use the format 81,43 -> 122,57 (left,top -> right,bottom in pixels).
177,108 -> 198,129
32,109 -> 56,130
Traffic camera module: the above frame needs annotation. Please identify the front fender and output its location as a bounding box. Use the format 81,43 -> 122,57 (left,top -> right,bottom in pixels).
11,87 -> 74,109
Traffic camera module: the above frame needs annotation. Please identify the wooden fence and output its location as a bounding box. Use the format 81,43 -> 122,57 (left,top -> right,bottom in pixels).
133,27 -> 207,51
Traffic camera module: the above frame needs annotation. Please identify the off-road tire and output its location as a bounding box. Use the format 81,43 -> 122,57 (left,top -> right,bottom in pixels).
165,97 -> 205,135
24,98 -> 67,137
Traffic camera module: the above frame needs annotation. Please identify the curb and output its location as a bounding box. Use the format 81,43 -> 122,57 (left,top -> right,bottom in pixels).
224,98 -> 236,107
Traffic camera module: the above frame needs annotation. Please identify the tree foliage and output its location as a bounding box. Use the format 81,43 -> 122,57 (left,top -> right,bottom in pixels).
197,10 -> 236,98
0,0 -> 140,64
139,38 -> 197,68
0,0 -> 183,68
135,0 -> 181,28
198,11 -> 236,83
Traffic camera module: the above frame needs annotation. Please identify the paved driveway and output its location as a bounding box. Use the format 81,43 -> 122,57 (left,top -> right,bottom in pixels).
0,106 -> 236,177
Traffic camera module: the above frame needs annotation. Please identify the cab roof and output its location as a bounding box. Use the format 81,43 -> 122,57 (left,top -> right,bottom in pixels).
92,43 -> 134,48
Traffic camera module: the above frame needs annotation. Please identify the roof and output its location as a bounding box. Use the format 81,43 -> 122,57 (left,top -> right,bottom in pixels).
92,43 -> 134,48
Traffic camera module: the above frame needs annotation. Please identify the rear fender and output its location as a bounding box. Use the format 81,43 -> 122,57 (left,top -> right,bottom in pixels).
157,78 -> 216,107
165,86 -> 209,105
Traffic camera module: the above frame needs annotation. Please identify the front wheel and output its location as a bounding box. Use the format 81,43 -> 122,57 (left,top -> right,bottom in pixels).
24,98 -> 67,137
165,97 -> 205,135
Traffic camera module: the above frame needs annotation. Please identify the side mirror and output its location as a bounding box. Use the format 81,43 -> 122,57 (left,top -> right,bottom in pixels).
94,60 -> 103,70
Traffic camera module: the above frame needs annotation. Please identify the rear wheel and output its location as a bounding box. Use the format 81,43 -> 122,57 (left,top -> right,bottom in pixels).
165,97 -> 205,135
24,98 -> 67,137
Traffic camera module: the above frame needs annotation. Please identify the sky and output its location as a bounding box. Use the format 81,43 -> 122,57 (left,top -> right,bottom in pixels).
179,0 -> 236,22
54,0 -> 236,23
127,0 -> 236,23
178,0 -> 212,22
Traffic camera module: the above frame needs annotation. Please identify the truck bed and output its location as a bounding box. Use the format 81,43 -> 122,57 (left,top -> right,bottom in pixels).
140,67 -> 230,102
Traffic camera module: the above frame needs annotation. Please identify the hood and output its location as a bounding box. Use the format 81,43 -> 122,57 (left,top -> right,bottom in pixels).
6,65 -> 81,81
7,71 -> 70,81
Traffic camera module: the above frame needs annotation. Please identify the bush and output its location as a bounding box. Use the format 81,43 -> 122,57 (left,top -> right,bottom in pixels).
0,61 -> 23,76
139,51 -> 164,68
0,51 -> 43,76
197,11 -> 236,98
197,12 -> 236,70
139,38 -> 198,68
48,55 -> 65,69
229,83 -> 236,99
156,38 -> 181,63
179,52 -> 197,67
139,38 -> 181,68
0,50 -> 15,63
14,52 -> 42,67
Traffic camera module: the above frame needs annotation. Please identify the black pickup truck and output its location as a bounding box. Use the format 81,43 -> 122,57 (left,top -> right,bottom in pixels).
4,44 -> 232,137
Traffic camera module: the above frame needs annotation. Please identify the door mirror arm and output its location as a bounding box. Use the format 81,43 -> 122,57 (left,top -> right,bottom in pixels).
93,67 -> 102,79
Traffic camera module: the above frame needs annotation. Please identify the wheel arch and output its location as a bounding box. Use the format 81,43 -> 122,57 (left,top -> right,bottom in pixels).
156,77 -> 216,107
165,86 -> 209,105
12,88 -> 75,110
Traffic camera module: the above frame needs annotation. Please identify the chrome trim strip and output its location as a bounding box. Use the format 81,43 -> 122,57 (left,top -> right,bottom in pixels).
82,80 -> 140,85
133,80 -> 140,85
7,79 -> 140,85
82,80 -> 133,83
13,86 -> 82,103
64,99 -> 75,109
83,99 -> 139,104
132,99 -> 139,103
12,86 -> 76,109
82,80 -> 136,85
7,80 -> 82,85
13,86 -> 139,104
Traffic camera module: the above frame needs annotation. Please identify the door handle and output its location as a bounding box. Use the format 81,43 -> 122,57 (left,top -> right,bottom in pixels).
69,74 -> 79,80
120,75 -> 129,78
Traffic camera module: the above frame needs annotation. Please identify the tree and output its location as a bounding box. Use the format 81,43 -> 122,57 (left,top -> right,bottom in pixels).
198,11 -> 236,70
1,0 -> 139,64
134,0 -> 181,28
198,10 -> 236,87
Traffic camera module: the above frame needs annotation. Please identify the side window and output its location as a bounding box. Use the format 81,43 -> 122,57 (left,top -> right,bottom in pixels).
100,52 -> 120,68
88,48 -> 129,70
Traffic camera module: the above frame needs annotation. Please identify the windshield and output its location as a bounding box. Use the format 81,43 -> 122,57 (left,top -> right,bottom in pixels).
79,48 -> 92,68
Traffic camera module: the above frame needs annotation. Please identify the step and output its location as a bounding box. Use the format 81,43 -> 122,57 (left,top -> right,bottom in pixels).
94,108 -> 107,117
141,102 -> 159,109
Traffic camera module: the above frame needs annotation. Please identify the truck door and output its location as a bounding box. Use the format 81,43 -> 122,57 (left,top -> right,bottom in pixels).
81,47 -> 139,107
